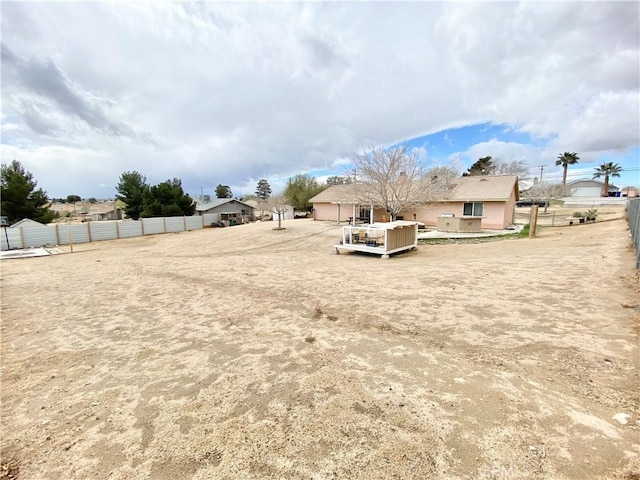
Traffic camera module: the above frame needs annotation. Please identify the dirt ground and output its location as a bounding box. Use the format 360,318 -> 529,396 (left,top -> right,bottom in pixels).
1,210 -> 639,479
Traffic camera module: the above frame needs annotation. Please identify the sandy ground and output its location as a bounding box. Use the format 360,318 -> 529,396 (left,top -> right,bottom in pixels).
1,213 -> 639,479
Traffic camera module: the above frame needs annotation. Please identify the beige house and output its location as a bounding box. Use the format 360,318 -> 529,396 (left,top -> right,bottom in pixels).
310,175 -> 519,230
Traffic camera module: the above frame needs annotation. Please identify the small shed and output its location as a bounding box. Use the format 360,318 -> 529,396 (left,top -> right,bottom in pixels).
273,205 -> 295,221
335,221 -> 419,259
90,206 -> 123,221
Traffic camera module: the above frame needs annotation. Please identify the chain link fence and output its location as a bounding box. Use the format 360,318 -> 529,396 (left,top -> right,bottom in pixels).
628,198 -> 640,268
514,210 -> 575,227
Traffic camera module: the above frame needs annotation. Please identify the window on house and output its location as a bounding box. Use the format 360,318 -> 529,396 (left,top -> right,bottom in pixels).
463,202 -> 484,216
359,207 -> 371,223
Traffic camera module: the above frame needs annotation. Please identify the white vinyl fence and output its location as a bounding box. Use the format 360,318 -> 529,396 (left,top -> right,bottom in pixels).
0,214 -> 219,251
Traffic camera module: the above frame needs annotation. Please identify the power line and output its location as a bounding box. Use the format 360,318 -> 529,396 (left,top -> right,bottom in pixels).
525,167 -> 640,183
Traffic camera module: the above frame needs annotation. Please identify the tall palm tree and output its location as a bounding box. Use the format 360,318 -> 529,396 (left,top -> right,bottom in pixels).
593,162 -> 623,197
555,152 -> 579,195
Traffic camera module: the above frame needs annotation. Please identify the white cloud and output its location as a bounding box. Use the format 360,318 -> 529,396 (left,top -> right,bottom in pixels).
552,91 -> 640,153
1,1 -> 638,198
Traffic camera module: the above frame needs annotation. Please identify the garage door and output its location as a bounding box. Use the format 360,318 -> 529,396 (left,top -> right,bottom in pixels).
571,186 -> 602,197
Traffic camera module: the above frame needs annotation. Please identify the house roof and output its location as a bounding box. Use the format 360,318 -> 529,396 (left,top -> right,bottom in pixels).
567,179 -> 618,190
448,175 -> 519,201
9,218 -> 48,228
308,184 -> 368,204
310,175 -> 519,204
195,198 -> 255,212
86,204 -> 121,215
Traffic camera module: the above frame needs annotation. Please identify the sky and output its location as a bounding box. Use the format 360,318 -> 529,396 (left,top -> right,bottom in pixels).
1,1 -> 639,200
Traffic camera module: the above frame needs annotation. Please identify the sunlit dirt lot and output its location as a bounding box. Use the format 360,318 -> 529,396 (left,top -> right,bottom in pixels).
1,211 -> 638,479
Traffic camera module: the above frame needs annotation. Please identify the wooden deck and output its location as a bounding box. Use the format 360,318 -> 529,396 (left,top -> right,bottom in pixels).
335,221 -> 419,259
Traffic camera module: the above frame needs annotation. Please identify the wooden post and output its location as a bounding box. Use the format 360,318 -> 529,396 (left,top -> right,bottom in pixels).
529,205 -> 539,238
115,220 -> 120,239
87,222 -> 92,243
55,223 -> 61,245
68,227 -> 74,253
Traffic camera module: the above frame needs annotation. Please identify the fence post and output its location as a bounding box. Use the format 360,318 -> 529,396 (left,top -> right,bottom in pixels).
115,220 -> 120,239
529,205 -> 539,237
87,222 -> 92,243
183,216 -> 187,231
141,219 -> 145,236
163,217 -> 167,234
55,223 -> 61,245
68,228 -> 74,253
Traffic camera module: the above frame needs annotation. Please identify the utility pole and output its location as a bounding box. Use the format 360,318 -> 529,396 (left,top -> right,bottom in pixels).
537,165 -> 547,182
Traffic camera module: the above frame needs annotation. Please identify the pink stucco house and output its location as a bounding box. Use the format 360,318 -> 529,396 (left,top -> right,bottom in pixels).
309,175 -> 519,230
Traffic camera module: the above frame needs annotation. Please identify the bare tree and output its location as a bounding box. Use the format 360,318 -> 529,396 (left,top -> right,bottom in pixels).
326,175 -> 354,186
425,165 -> 460,181
528,182 -> 563,213
269,193 -> 288,230
352,145 -> 449,221
494,159 -> 530,178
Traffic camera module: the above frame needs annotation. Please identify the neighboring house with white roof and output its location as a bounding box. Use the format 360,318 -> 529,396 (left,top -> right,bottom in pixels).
567,179 -> 618,197
9,218 -> 48,229
310,175 -> 519,230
